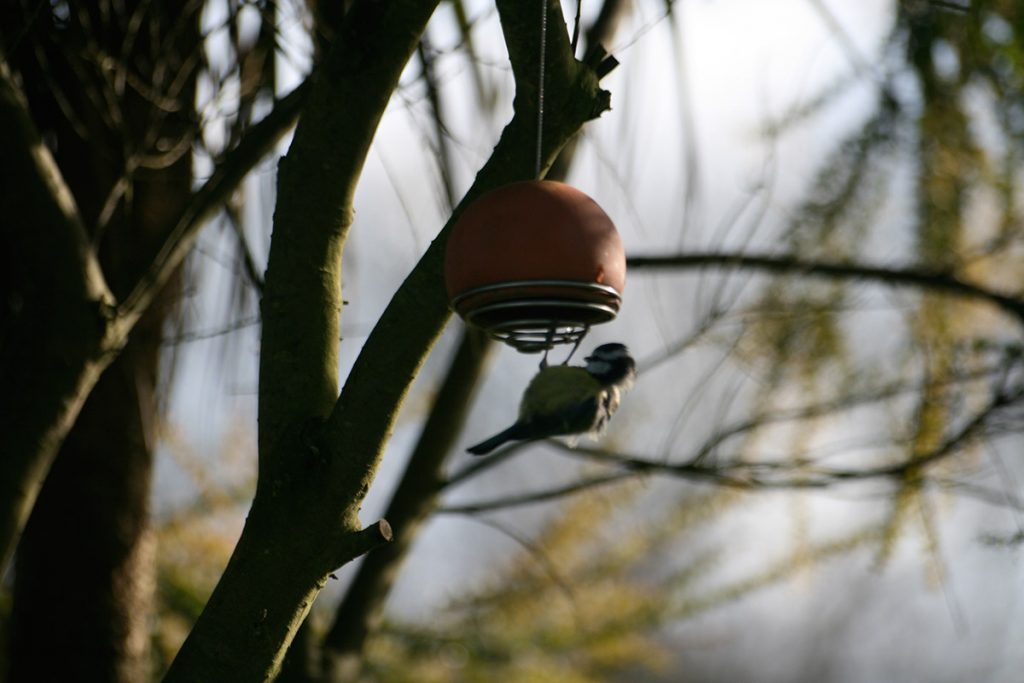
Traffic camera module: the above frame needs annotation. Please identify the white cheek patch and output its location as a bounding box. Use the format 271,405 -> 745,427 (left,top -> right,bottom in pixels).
587,360 -> 613,375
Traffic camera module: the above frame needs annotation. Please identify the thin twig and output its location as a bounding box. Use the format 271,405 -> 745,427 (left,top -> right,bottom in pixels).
117,79 -> 309,325
438,471 -> 635,515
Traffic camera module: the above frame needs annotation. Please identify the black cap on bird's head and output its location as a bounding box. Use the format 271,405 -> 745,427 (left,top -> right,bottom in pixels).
584,343 -> 635,386
585,342 -> 630,362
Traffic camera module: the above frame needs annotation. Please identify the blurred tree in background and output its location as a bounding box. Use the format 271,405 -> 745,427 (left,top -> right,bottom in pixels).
1,2 -> 204,680
2,0 -> 1024,682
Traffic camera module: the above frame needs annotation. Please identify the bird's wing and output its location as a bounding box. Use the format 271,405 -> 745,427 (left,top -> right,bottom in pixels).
518,366 -> 601,433
521,395 -> 601,440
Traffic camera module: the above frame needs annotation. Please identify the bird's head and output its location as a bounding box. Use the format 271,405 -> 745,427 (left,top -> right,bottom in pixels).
584,343 -> 636,388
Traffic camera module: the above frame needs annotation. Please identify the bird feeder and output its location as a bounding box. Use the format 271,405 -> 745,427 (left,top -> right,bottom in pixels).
444,180 -> 626,353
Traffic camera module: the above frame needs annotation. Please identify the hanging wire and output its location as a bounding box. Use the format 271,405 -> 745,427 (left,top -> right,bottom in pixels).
535,0 -> 548,178
570,0 -> 583,55
525,0 -> 594,358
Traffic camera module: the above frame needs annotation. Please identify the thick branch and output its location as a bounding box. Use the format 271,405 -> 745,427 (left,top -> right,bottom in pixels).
257,1 -> 439,474
320,328 -> 494,680
627,251 -> 1024,325
166,3 -> 441,681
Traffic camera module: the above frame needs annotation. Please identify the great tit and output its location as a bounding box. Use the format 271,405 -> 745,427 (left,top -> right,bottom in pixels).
466,343 -> 636,455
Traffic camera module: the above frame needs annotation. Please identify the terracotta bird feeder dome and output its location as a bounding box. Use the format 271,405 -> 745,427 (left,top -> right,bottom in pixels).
444,180 -> 626,353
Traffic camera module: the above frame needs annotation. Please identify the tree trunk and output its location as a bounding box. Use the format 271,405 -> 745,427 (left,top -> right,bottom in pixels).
9,320 -> 160,683
4,2 -> 197,679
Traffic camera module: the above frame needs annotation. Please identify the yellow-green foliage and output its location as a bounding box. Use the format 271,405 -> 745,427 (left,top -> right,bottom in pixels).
358,483 -> 886,682
151,420 -> 256,673
737,0 -> 1024,592
362,485 -> 712,682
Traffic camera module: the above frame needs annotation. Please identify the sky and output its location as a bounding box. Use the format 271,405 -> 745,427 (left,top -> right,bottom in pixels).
156,1 -> 1024,680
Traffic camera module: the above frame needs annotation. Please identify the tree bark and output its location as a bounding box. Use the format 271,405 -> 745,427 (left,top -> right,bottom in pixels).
320,328 -> 495,681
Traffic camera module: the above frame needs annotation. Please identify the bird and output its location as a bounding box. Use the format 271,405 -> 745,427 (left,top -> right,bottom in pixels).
466,342 -> 636,455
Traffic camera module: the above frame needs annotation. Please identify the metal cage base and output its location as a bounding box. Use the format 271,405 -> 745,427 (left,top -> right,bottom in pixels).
451,280 -> 622,353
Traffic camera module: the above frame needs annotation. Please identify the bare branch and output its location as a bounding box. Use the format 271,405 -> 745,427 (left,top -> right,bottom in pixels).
627,251 -> 1024,325
438,471 -> 635,515
445,441 -> 531,488
417,34 -> 457,210
225,200 -> 266,294
333,519 -> 393,569
556,383 -> 1024,491
819,384 -> 1024,481
117,79 -> 309,328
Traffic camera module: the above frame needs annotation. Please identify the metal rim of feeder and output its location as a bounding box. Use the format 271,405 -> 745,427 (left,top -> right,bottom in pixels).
484,322 -> 591,354
450,280 -> 622,353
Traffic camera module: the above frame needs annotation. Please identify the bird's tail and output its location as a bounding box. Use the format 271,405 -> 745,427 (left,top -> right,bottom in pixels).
466,425 -> 522,456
